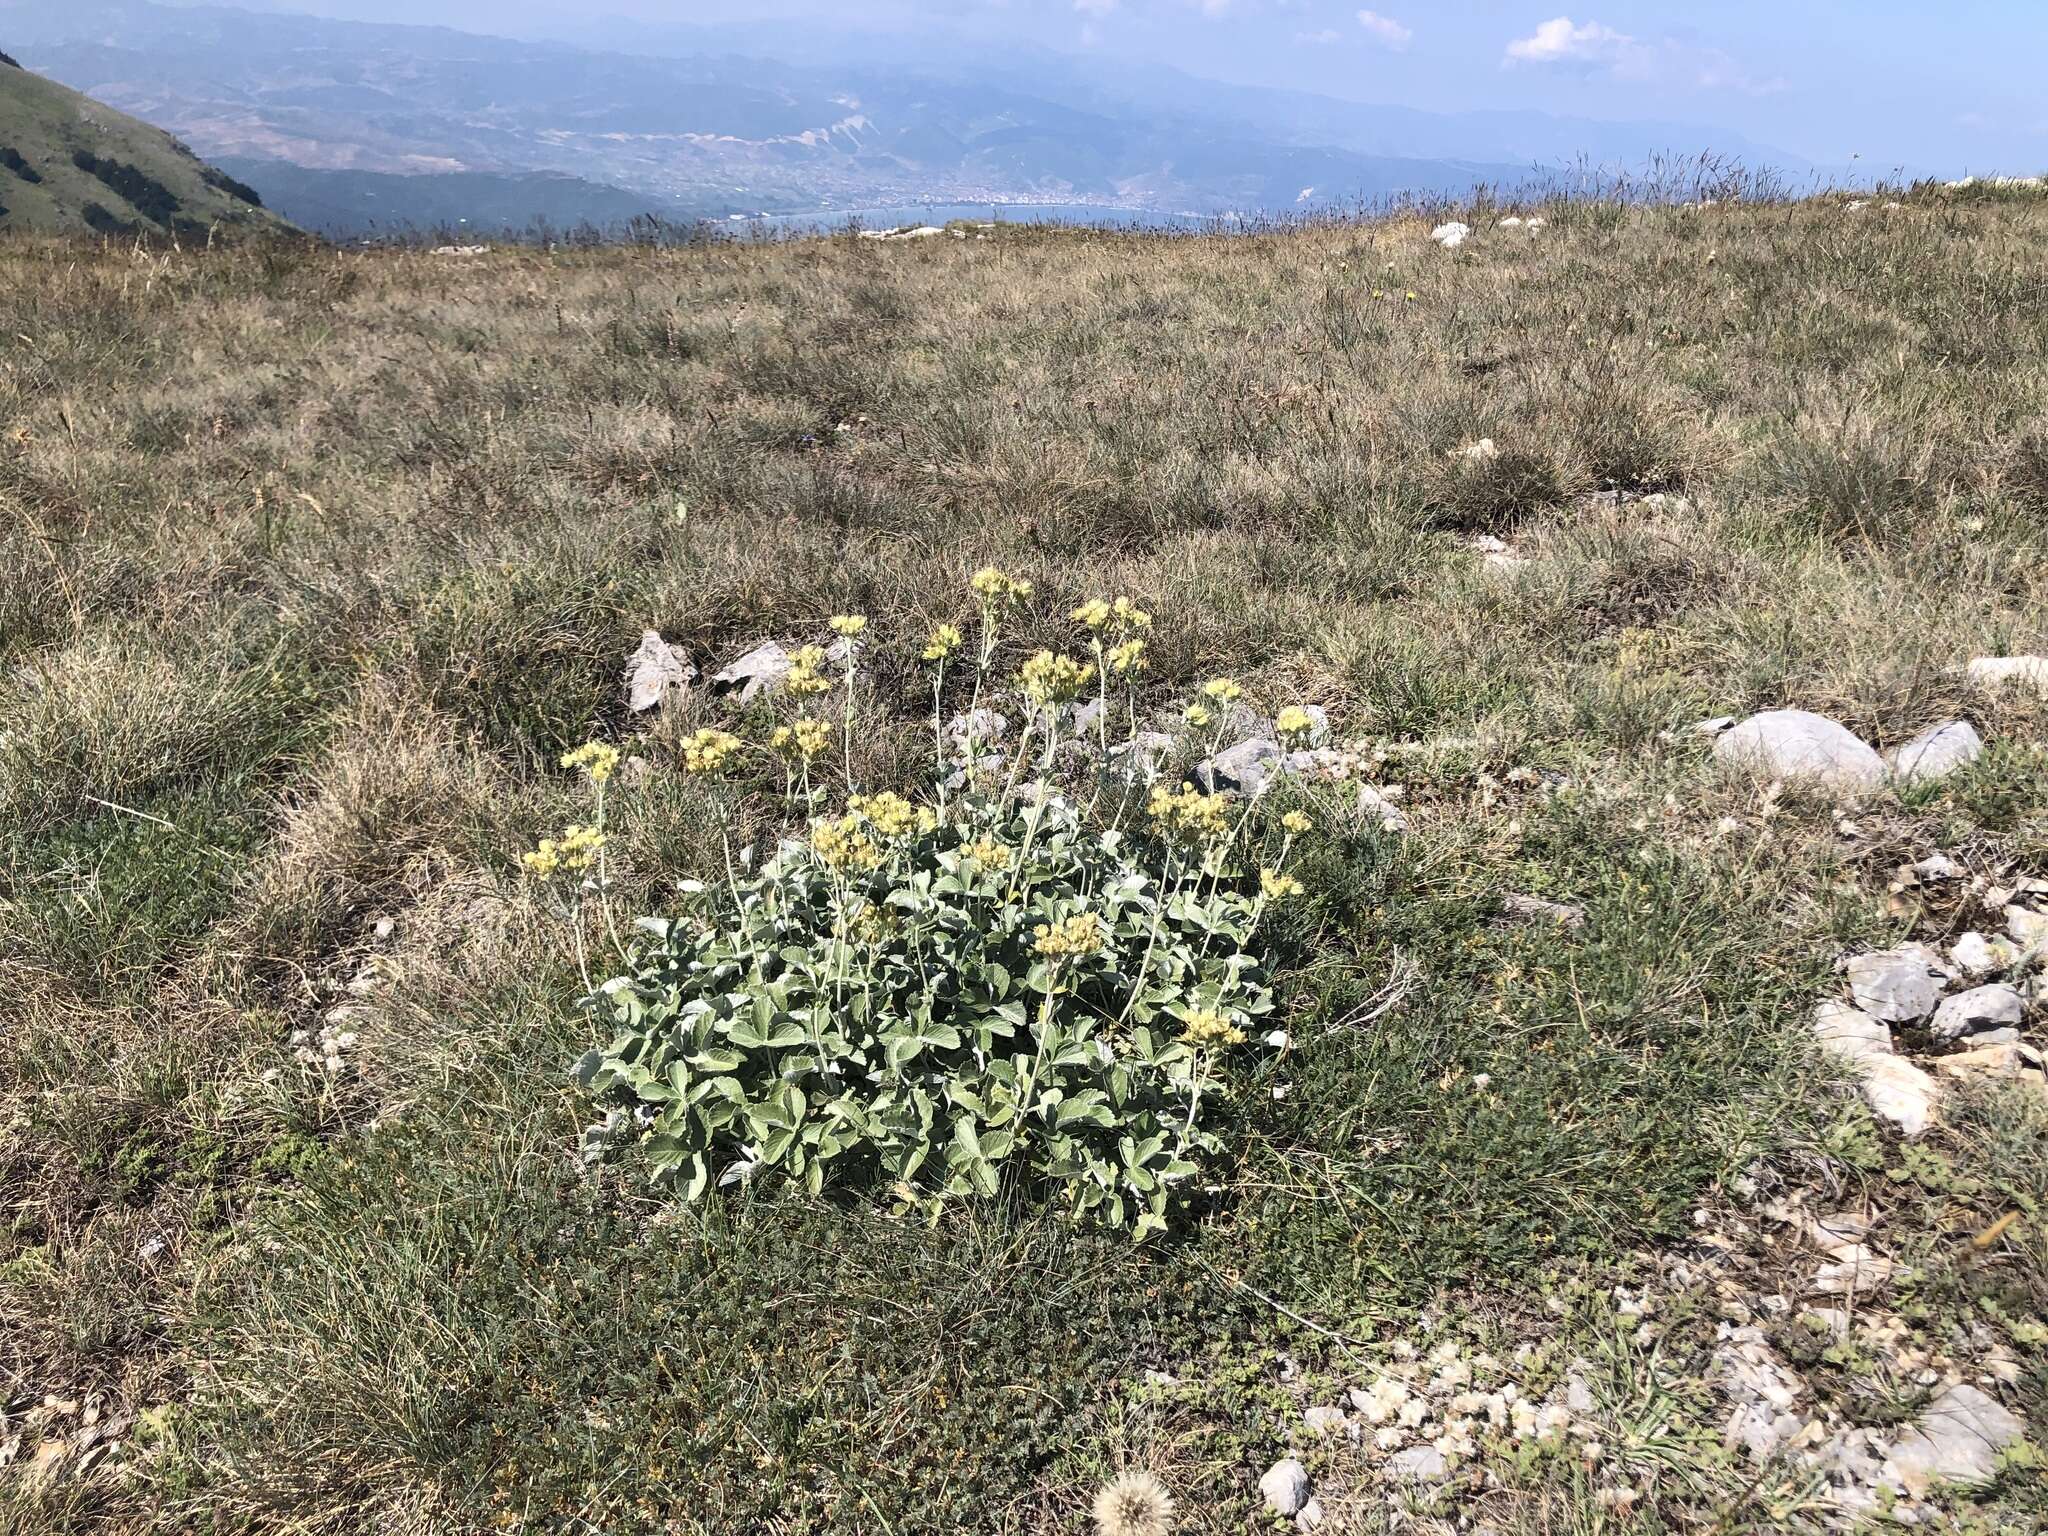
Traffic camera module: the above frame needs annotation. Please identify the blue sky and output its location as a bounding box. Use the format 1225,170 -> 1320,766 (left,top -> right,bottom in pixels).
286,0 -> 2048,173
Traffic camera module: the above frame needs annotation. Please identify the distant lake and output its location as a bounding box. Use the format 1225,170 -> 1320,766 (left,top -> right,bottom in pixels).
737,202 -> 1226,234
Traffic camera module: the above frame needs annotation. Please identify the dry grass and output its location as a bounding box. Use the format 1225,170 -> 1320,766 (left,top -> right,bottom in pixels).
3,187 -> 2047,1532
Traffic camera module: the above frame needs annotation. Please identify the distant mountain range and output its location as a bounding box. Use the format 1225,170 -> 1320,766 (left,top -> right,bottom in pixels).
2,0 -> 1834,237
0,47 -> 285,236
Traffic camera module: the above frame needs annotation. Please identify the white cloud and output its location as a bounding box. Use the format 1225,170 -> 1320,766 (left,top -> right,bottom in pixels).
1355,9 -> 1412,50
1504,16 -> 1782,93
1504,16 -> 1645,71
1294,26 -> 1342,44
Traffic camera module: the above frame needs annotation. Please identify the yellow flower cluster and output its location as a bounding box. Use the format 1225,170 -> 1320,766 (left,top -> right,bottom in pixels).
521,823 -> 605,879
1147,782 -> 1230,843
922,623 -> 964,661
785,644 -> 832,698
1032,911 -> 1103,961
847,791 -> 919,840
845,905 -> 900,945
1281,810 -> 1313,835
1019,649 -> 1095,707
680,728 -> 743,774
1201,677 -> 1244,704
560,741 -> 621,784
963,834 -> 1013,871
829,614 -> 867,637
1181,1007 -> 1247,1047
971,566 -> 1034,604
1073,595 -> 1153,633
770,718 -> 831,761
1260,868 -> 1305,901
812,814 -> 882,873
1106,638 -> 1147,677
1183,702 -> 1213,729
1275,705 -> 1315,741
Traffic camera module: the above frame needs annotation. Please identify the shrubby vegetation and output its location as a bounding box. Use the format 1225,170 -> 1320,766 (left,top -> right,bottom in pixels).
70,150 -> 183,227
566,580 -> 1311,1235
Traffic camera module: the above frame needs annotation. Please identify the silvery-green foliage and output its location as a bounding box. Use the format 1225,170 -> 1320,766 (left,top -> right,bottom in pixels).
575,791 -> 1275,1237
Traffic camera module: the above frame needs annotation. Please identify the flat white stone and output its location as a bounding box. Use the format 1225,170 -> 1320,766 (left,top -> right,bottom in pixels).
1951,931 -> 2016,977
1967,655 -> 2048,698
1885,720 -> 1983,784
1929,985 -> 2023,1042
1260,1458 -> 1312,1516
1845,949 -> 1944,1024
1813,1001 -> 1891,1061
1858,1055 -> 1939,1137
1384,1445 -> 1448,1482
1715,710 -> 1887,792
1885,1384 -> 2023,1495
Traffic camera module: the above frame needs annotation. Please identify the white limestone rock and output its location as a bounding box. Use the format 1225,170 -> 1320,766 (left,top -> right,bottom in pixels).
1929,984 -> 2024,1043
1884,1384 -> 2023,1495
1967,655 -> 2048,698
1260,1458 -> 1312,1516
1885,720 -> 1983,784
1845,948 -> 1945,1024
1714,710 -> 1887,792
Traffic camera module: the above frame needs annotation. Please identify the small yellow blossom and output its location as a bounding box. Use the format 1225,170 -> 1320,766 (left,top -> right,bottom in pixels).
521,823 -> 605,880
963,834 -> 1013,871
784,643 -> 832,697
847,790 -> 918,840
560,741 -> 621,784
971,566 -> 1033,603
1201,677 -> 1243,704
829,614 -> 868,637
1148,782 -> 1230,843
1181,1007 -> 1247,1047
1260,868 -> 1304,901
1282,810 -> 1313,835
812,814 -> 881,873
1071,598 -> 1113,630
922,623 -> 964,661
770,718 -> 831,760
1032,911 -> 1103,961
1111,596 -> 1152,631
1106,638 -> 1148,676
845,904 -> 900,945
1019,649 -> 1094,707
680,728 -> 743,773
1275,705 -> 1315,741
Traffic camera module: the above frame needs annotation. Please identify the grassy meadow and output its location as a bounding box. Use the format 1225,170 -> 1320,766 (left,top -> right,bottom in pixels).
3,189 -> 2048,1532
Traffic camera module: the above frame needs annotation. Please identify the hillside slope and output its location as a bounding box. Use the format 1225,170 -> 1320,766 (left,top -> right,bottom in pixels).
0,54 -> 286,236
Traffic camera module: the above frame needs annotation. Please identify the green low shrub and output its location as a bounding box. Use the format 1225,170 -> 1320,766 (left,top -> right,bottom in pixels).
558,575 -> 1315,1236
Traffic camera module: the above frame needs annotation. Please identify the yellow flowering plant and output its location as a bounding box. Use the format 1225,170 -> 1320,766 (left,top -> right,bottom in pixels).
568,569 -> 1326,1239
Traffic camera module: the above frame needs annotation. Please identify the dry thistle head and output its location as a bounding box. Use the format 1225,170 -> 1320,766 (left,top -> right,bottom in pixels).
1092,1470 -> 1174,1536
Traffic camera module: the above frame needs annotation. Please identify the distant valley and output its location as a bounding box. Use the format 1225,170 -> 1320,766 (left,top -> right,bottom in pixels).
3,0 -> 1830,236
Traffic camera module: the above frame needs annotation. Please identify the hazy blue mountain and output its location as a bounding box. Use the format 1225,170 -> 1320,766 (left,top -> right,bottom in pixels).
3,0 -> 1829,235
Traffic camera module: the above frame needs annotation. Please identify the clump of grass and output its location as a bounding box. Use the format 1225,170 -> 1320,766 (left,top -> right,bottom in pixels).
1427,444 -> 1564,532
